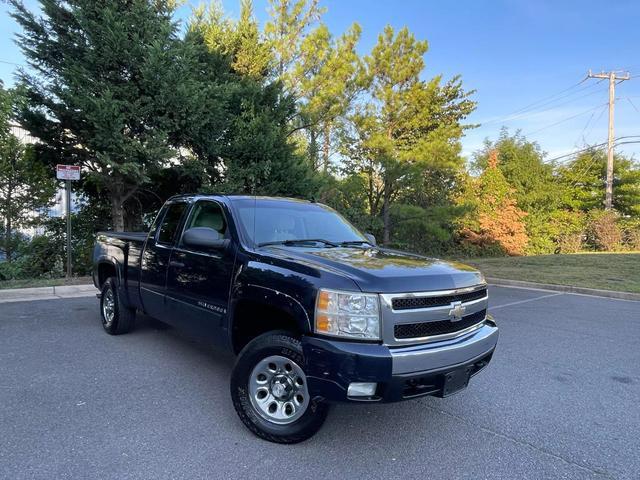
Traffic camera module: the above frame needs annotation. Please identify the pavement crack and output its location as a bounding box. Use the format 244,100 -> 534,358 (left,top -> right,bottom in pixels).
420,402 -> 616,479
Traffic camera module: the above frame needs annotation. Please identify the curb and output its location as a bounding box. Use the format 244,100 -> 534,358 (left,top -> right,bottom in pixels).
0,284 -> 97,304
487,277 -> 640,302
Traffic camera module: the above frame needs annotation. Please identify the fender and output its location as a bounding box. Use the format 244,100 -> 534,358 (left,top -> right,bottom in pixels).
228,283 -> 313,336
95,256 -> 133,308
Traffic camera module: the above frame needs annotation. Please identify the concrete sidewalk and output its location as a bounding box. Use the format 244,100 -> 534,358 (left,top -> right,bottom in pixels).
0,284 -> 97,304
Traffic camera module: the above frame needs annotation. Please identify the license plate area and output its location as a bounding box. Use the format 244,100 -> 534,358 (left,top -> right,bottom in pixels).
442,366 -> 472,396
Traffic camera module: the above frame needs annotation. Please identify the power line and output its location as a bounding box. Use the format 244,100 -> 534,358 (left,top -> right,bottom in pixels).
522,102 -> 608,137
0,59 -> 23,67
546,136 -> 640,163
568,139 -> 640,187
582,104 -> 608,141
573,103 -> 607,148
479,81 -> 609,130
479,78 -> 593,127
627,97 -> 640,114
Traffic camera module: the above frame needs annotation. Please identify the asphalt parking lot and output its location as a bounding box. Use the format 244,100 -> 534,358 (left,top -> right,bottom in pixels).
1,286 -> 639,480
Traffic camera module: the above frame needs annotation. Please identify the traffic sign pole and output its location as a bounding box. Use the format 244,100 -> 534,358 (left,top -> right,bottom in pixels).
66,179 -> 72,279
56,165 -> 79,280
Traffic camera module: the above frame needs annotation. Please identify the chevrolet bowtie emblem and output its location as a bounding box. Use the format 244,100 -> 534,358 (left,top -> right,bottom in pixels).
448,301 -> 466,322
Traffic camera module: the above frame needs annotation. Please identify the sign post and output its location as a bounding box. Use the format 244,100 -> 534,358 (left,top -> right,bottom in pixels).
56,165 -> 81,279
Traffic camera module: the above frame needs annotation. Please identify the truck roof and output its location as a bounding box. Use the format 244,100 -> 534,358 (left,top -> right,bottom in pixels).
166,194 -> 315,204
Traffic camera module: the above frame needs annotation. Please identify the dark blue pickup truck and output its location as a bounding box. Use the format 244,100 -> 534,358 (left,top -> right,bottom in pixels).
93,195 -> 498,443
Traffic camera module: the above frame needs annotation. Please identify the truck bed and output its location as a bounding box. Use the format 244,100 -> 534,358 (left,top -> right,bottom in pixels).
97,231 -> 148,242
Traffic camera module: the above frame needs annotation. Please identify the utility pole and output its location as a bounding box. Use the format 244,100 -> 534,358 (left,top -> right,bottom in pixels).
587,70 -> 630,209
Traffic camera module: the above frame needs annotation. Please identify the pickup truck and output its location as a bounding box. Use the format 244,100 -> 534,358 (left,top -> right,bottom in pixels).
93,195 -> 498,443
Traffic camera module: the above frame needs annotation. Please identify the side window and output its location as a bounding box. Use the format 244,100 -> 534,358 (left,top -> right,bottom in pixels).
183,201 -> 227,240
157,202 -> 187,245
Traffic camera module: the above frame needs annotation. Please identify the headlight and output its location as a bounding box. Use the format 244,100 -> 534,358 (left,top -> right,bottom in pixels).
315,289 -> 380,340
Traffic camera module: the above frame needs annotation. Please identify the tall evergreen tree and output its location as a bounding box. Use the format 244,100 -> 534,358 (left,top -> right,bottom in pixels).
265,0 -> 362,170
342,25 -> 476,244
10,0 -> 186,231
186,0 -> 317,197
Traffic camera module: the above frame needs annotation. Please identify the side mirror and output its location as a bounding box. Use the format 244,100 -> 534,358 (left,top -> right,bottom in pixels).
182,227 -> 230,250
364,233 -> 377,246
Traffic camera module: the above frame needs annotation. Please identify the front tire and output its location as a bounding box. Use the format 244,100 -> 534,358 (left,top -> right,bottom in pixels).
230,331 -> 329,443
100,277 -> 135,335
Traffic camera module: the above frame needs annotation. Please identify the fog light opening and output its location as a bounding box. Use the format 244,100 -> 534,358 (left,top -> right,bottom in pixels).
347,382 -> 377,397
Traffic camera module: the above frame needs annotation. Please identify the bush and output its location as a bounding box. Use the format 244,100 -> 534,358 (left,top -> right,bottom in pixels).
0,234 -> 64,280
585,210 -> 622,251
620,219 -> 640,251
550,210 -> 587,253
389,203 -> 462,255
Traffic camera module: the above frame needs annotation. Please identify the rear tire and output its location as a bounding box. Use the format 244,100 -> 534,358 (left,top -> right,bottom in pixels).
100,277 -> 135,335
230,331 -> 329,443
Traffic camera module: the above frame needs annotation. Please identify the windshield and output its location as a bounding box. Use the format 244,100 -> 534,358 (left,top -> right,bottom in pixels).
231,198 -> 367,247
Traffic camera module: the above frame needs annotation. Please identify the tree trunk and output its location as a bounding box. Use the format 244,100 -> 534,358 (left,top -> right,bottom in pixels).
322,122 -> 331,172
309,128 -> 318,170
5,214 -> 12,263
382,176 -> 391,245
4,181 -> 13,262
111,196 -> 125,232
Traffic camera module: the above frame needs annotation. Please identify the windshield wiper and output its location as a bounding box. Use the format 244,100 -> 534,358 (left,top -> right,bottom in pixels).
258,238 -> 339,248
338,240 -> 374,247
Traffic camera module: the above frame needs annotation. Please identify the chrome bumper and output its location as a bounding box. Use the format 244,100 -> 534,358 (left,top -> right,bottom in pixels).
389,319 -> 499,375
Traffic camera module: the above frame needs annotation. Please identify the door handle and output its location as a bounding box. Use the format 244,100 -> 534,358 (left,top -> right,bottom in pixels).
169,260 -> 185,268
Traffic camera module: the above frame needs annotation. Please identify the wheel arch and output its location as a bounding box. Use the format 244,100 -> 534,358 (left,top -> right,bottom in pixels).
96,260 -> 118,289
229,285 -> 312,354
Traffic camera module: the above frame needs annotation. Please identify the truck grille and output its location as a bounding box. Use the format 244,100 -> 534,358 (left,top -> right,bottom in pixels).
394,309 -> 487,340
391,288 -> 487,311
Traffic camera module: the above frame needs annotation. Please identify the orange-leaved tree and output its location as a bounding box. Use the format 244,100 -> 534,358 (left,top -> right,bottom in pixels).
459,150 -> 528,255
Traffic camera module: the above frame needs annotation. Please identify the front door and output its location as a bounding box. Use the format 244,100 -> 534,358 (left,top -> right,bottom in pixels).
165,200 -> 236,345
139,201 -> 188,321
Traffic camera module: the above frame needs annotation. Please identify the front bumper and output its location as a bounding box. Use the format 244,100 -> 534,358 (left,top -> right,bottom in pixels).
302,318 -> 498,403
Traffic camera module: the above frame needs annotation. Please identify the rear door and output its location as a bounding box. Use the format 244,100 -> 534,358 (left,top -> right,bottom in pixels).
139,201 -> 189,321
165,199 -> 236,345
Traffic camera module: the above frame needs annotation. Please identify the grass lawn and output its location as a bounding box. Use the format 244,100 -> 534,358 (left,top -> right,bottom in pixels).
465,253 -> 640,293
0,276 -> 92,290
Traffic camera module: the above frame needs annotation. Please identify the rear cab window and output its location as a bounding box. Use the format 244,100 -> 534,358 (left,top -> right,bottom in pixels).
156,202 -> 188,245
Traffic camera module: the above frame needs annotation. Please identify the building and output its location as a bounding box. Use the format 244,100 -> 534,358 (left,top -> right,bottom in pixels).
7,122 -> 72,238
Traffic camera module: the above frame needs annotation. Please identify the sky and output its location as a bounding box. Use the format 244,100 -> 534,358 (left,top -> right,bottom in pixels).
2,0 -> 640,162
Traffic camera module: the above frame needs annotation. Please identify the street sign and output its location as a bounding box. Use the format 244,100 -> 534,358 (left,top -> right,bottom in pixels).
55,164 -> 80,279
56,164 -> 80,181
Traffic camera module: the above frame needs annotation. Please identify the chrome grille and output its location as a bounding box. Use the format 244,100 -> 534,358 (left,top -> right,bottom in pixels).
380,284 -> 488,346
391,288 -> 487,311
394,309 -> 486,339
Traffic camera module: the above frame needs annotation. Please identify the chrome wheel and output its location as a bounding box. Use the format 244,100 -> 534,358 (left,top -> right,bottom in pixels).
248,355 -> 310,425
102,288 -> 115,326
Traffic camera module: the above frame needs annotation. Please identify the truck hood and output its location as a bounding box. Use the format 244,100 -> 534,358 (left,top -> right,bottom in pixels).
263,246 -> 484,293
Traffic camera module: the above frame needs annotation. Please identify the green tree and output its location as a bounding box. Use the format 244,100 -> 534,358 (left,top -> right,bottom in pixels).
473,130 -> 567,253
265,0 -> 362,170
390,166 -> 469,254
0,84 -> 56,262
558,149 -> 640,217
186,0 -> 318,197
10,0 -> 187,231
342,25 -> 475,244
473,130 -> 561,211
